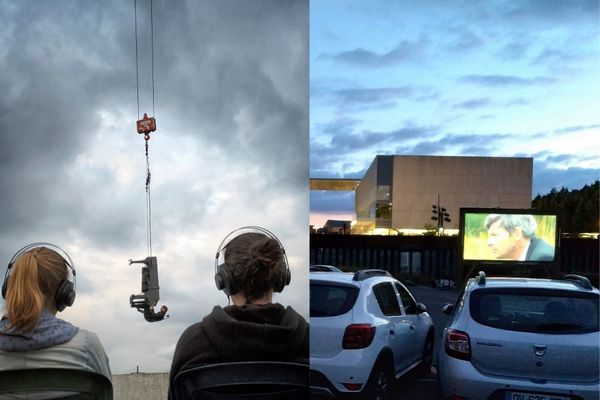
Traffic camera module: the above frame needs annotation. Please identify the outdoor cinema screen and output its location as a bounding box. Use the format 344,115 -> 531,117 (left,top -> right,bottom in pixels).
461,209 -> 557,263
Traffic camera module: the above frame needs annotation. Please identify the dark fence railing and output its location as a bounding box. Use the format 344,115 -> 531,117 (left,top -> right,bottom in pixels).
310,234 -> 599,287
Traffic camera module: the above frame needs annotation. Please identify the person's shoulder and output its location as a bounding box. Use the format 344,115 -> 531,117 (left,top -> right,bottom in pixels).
75,329 -> 104,347
533,237 -> 555,252
178,307 -> 223,342
281,305 -> 308,325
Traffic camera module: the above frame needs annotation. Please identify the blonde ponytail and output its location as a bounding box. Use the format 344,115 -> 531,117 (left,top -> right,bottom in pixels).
5,247 -> 68,332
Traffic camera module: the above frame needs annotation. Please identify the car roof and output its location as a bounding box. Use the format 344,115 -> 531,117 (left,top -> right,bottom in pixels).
467,276 -> 600,294
309,264 -> 342,272
309,270 -> 397,287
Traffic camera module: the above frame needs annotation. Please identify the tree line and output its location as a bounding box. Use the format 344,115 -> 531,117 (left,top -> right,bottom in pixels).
532,180 -> 599,233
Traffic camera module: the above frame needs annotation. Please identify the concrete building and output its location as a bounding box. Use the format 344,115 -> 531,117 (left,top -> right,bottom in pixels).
354,155 -> 533,234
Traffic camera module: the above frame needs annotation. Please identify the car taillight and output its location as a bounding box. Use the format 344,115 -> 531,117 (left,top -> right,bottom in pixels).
445,328 -> 471,360
342,324 -> 375,349
342,383 -> 362,391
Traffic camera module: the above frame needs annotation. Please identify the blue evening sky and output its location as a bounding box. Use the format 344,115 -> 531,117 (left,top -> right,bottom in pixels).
310,0 -> 599,225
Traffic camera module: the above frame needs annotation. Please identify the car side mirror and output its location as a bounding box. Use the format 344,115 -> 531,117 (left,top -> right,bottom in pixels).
416,303 -> 427,314
442,304 -> 454,316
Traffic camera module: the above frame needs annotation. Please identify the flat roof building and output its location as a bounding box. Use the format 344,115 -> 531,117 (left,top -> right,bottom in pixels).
354,155 -> 533,234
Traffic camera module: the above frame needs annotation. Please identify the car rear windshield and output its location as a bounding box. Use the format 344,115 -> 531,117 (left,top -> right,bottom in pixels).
469,288 -> 599,334
310,281 -> 359,318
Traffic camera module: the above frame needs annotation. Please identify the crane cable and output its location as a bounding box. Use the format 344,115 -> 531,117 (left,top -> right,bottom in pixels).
134,0 -> 156,257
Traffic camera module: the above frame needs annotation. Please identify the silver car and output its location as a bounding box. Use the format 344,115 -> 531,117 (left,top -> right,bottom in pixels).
437,271 -> 599,400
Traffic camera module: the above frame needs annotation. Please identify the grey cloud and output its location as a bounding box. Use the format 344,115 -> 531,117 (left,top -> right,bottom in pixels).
459,74 -> 557,87
329,86 -> 439,110
328,125 -> 438,153
310,191 -> 355,214
529,124 -> 600,139
399,141 -> 446,155
446,29 -> 483,52
504,98 -> 530,106
336,87 -> 413,105
394,132 -> 512,157
453,98 -> 491,109
543,154 -> 576,164
504,0 -> 598,25
324,36 -> 429,68
553,124 -> 600,134
532,164 -> 599,196
496,42 -> 530,61
534,152 -> 599,168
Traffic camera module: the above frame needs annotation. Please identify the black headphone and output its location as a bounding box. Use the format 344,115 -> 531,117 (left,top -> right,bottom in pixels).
214,226 -> 291,296
2,242 -> 76,312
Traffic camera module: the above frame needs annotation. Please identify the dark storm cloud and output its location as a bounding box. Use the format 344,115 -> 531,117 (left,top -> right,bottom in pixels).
0,1 -> 135,244
459,74 -> 557,87
1,0 -> 308,373
0,0 -> 307,247
323,36 -> 429,68
153,0 -> 308,189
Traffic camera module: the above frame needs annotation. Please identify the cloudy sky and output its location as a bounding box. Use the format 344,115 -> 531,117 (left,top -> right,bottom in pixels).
0,0 -> 308,375
310,0 -> 599,226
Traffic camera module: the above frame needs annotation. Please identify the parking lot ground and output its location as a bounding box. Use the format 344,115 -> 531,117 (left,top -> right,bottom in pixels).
390,366 -> 440,399
390,284 -> 460,400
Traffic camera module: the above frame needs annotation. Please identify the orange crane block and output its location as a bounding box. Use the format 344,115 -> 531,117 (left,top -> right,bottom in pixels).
137,113 -> 157,134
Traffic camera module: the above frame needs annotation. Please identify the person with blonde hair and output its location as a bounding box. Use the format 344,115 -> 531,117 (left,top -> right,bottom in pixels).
0,244 -> 111,381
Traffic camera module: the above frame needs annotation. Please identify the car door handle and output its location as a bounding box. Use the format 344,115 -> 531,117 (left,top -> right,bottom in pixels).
409,324 -> 415,330
389,329 -> 395,335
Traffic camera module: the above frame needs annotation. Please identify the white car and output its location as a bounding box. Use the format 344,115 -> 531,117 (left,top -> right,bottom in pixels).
310,269 -> 434,399
437,271 -> 600,400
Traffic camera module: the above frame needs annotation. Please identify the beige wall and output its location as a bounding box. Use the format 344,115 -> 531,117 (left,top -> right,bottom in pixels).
112,373 -> 169,400
391,155 -> 532,229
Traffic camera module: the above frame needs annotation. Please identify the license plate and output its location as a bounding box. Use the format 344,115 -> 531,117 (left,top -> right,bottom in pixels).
505,391 -> 570,400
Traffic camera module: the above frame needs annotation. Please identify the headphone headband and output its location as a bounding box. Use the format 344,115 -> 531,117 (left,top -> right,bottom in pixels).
215,226 -> 287,263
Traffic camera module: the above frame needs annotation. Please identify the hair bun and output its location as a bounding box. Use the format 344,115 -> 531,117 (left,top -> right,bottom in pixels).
248,238 -> 282,270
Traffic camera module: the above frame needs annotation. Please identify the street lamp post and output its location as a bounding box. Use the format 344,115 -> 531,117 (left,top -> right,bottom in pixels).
431,194 -> 451,235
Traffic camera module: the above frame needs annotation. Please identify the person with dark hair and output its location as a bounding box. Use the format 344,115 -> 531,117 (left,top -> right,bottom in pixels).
0,246 -> 111,381
168,228 -> 308,388
484,214 -> 555,261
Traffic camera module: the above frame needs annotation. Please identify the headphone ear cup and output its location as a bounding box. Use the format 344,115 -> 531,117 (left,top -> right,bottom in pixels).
215,263 -> 236,296
274,265 -> 291,293
55,280 -> 75,312
1,278 -> 7,299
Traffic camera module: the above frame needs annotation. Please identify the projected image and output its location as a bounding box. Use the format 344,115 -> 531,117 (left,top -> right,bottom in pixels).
463,213 -> 557,262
